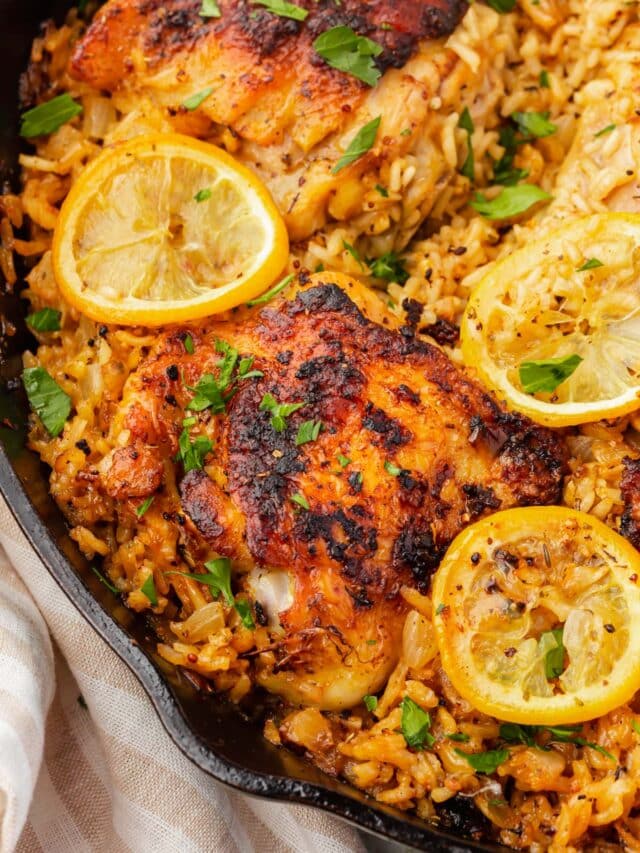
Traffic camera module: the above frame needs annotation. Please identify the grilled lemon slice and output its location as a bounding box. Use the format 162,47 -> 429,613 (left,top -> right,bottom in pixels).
432,506 -> 640,725
461,214 -> 640,426
53,133 -> 289,326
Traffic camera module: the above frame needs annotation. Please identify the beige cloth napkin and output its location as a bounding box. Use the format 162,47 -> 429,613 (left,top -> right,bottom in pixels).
0,497 -> 365,853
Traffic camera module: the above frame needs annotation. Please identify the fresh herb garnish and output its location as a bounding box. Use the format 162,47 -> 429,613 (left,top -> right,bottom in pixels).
184,334 -> 195,354
512,111 -> 557,139
314,26 -> 383,87
363,694 -> 378,712
91,565 -> 118,594
400,127 -> 412,137
136,495 -> 154,518
519,354 -> 582,394
485,0 -> 516,10
337,453 -> 351,468
542,627 -> 565,679
455,748 -> 509,774
252,0 -> 308,19
499,723 -> 613,759
20,94 -> 83,138
247,273 -> 295,307
577,257 -> 603,271
458,106 -> 475,181
296,419 -> 323,445
539,69 -> 550,88
400,696 -> 435,749
374,183 -> 389,197
435,603 -> 446,615
26,307 -> 61,332
470,185 -> 551,219
367,251 -> 409,284
332,115 -> 381,174
499,723 -> 536,746
291,492 -> 310,510
22,366 -> 72,437
199,0 -> 221,16
595,124 -> 616,138
168,557 -> 255,628
176,418 -> 213,472
384,460 -> 402,476
182,87 -> 214,111
491,124 -> 530,186
343,240 -> 364,267
194,188 -> 212,202
141,573 -> 158,606
447,732 -> 471,743
187,341 -> 262,413
259,393 -> 305,432
633,720 -> 640,735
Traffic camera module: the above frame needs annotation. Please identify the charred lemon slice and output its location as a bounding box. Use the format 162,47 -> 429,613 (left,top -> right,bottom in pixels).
461,214 -> 640,426
432,506 -> 640,725
53,133 -> 289,326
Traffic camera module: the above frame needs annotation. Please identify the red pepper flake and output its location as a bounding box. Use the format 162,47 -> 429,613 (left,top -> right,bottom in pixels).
187,653 -> 198,663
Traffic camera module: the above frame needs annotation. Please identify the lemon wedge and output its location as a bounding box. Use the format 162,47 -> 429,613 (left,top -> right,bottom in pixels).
432,506 -> 640,725
461,213 -> 640,426
53,133 -> 289,326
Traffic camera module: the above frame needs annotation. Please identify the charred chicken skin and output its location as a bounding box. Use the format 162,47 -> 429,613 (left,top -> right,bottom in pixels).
69,0 -> 469,241
98,274 -> 566,709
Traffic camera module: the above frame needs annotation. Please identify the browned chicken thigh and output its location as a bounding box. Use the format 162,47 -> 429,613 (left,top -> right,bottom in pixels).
97,274 -> 566,708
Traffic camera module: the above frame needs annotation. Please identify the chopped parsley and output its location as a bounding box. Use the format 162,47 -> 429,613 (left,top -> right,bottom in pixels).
182,87 -> 214,111
363,694 -> 378,712
491,124 -> 530,186
594,124 -> 616,138
20,94 -> 82,138
252,0 -> 308,20
367,251 -> 409,284
455,748 -> 509,774
184,334 -> 195,354
374,183 -> 389,197
291,492 -> 310,510
296,419 -> 323,445
343,240 -> 364,267
332,115 -> 381,174
577,257 -> 603,271
337,453 -> 351,468
470,184 -> 551,219
633,720 -> 640,735
26,307 -> 61,332
246,273 -> 295,307
186,341 -> 262,413
135,495 -> 154,518
512,110 -> 557,139
539,69 -> 550,88
499,723 -> 616,761
199,0 -> 221,16
458,106 -> 475,181
140,573 -> 158,606
447,732 -> 471,743
400,696 -> 434,749
176,417 -> 213,472
485,0 -> 516,10
91,565 -> 118,594
194,188 -> 212,202
435,603 -> 446,615
519,354 -> 582,394
259,392 -> 305,432
314,26 -> 383,87
168,557 -> 255,628
542,627 -> 565,679
384,460 -> 401,476
22,367 -> 72,437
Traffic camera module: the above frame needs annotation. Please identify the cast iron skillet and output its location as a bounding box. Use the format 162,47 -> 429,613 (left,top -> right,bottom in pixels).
0,3 -> 506,849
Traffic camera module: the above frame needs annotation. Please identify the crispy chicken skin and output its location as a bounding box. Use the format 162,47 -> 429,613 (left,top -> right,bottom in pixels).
98,274 -> 566,709
69,0 -> 469,240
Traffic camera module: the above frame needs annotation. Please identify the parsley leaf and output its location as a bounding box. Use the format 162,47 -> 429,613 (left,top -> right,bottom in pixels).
512,111 -> 557,139
455,748 -> 509,773
539,69 -> 550,88
542,627 -> 565,679
141,573 -> 158,606
184,334 -> 195,354
447,732 -> 471,743
234,598 -> 256,629
26,307 -> 61,332
91,565 -> 118,594
384,460 -> 401,476
499,723 -> 536,746
314,26 -> 383,87
20,94 -> 82,138
136,495 -> 154,518
186,341 -> 262,413
332,116 -> 381,174
400,696 -> 435,749
168,557 -> 255,628
247,273 -> 295,307
291,492 -> 310,510
194,188 -> 212,202
519,354 -> 582,394
577,257 -> 603,272
363,694 -> 378,712
259,393 -> 305,432
633,720 -> 640,736
177,419 -> 213,472
343,240 -> 364,267
199,0 -> 221,16
594,124 -> 616,138
367,251 -> 409,284
182,87 -> 214,111
491,124 -> 529,186
485,0 -> 516,10
374,183 -> 389,197
252,0 -> 308,20
296,419 -> 322,445
22,367 -> 72,437
458,106 -> 475,181
337,453 -> 351,468
471,185 -> 551,219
